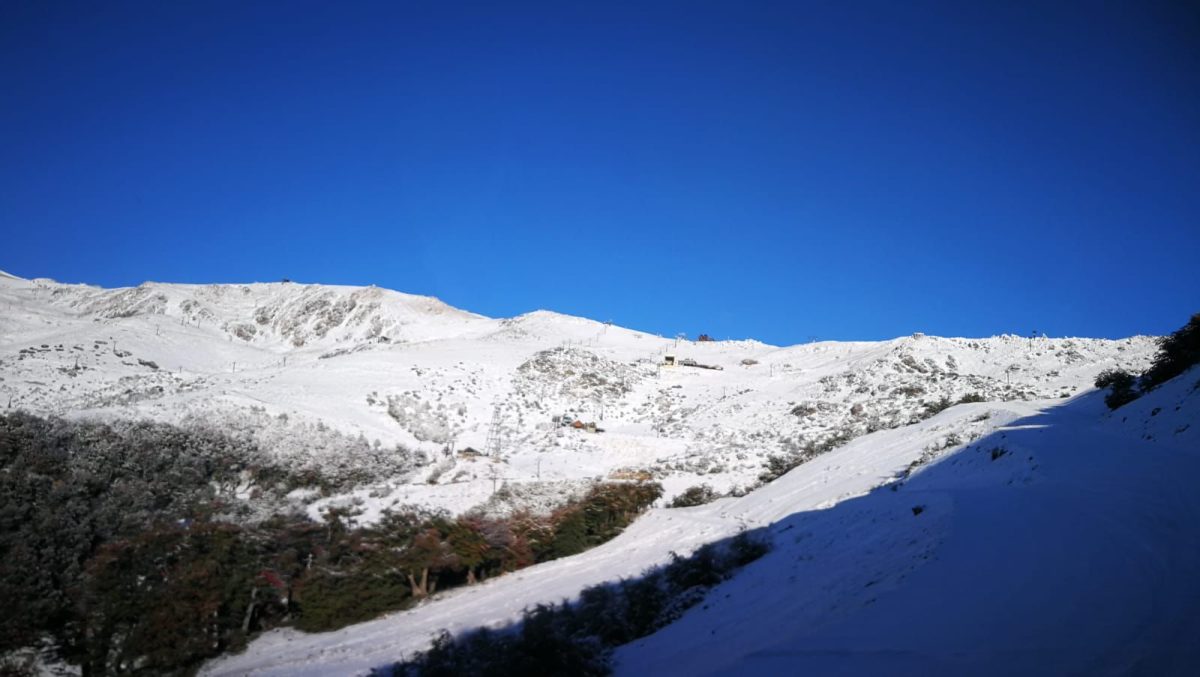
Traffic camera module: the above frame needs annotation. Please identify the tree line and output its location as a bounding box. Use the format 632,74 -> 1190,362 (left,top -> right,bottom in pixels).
0,412 -> 661,675
1095,312 -> 1200,409
385,530 -> 771,676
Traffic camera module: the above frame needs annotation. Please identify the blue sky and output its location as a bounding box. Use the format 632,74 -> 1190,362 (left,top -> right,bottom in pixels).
2,1 -> 1197,344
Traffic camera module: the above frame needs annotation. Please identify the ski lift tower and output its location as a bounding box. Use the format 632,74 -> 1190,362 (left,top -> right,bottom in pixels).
484,406 -> 505,459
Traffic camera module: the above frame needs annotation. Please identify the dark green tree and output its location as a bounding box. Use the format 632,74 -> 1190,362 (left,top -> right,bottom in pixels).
1141,312 -> 1200,391
1095,368 -> 1139,409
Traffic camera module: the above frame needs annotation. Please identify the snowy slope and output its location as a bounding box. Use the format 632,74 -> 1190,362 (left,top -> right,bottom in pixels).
4,272 -> 1189,675
615,368 -> 1200,676
0,272 -> 1157,519
203,368 -> 1200,677
201,397 -> 1036,675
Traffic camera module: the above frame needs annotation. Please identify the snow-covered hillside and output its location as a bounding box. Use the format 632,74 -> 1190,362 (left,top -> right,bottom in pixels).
0,272 -> 1156,519
3,273 -> 1192,675
203,366 -> 1200,676
0,272 -> 1156,520
615,366 -> 1200,676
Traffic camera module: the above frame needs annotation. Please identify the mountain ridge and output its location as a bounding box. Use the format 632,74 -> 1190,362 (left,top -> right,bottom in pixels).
0,273 -> 1159,520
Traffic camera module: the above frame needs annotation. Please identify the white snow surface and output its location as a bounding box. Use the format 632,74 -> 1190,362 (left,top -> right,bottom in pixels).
3,272 -> 1193,675
615,368 -> 1200,677
204,369 -> 1200,676
0,272 -> 1156,517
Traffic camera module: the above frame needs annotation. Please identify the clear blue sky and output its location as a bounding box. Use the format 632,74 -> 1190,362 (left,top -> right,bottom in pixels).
2,1 -> 1197,344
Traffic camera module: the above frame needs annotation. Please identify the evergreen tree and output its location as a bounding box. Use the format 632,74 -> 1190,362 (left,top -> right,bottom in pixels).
1141,312 -> 1200,391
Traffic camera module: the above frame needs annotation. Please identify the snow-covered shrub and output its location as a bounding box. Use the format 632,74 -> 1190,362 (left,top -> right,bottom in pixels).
668,484 -> 720,508
425,457 -> 456,484
514,347 -> 640,406
759,452 -> 804,483
386,391 -> 461,444
185,407 -> 428,490
472,479 -> 594,519
790,401 -> 839,418
921,396 -> 953,418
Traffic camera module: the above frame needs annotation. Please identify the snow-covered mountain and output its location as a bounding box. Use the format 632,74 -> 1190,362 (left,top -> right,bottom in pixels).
0,272 -> 1156,520
203,363 -> 1200,677
4,272 -> 1194,675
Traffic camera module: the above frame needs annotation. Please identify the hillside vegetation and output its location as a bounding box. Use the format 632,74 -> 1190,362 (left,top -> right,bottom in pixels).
0,412 -> 659,674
